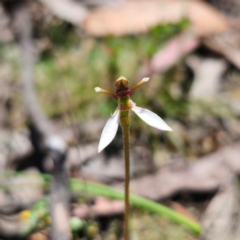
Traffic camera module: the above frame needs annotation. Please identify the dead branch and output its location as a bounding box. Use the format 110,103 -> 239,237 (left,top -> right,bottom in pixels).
5,1 -> 71,239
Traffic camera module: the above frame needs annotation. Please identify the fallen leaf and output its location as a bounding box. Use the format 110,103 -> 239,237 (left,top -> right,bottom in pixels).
80,146 -> 154,182
201,175 -> 240,240
82,0 -> 229,37
72,197 -> 124,218
28,232 -> 49,240
112,143 -> 240,200
39,0 -> 88,24
138,33 -> 199,77
204,31 -> 240,69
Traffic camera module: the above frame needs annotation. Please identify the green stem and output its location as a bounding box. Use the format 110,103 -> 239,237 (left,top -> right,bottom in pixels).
70,179 -> 201,235
9,172 -> 201,234
122,124 -> 130,240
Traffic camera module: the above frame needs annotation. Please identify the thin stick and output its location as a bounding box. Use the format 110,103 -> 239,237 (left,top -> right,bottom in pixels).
122,124 -> 130,240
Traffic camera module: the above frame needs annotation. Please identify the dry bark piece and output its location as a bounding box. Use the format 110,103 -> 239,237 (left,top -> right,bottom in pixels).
82,0 -> 229,37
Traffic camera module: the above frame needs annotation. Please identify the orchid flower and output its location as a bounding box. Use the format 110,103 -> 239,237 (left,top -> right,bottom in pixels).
95,76 -> 172,240
95,76 -> 172,153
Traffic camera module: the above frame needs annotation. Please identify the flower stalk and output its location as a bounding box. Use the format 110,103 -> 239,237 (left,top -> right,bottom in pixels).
122,125 -> 130,240
120,106 -> 131,240
95,77 -> 172,240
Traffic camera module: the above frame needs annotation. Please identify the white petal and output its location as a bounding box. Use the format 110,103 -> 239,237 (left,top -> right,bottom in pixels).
132,106 -> 172,131
98,110 -> 120,152
94,87 -> 101,92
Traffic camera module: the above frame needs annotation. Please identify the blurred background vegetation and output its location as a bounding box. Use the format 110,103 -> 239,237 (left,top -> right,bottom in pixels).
1,0 -> 240,239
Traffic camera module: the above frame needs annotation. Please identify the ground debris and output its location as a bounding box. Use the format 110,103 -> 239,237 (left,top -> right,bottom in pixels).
122,144 -> 240,200
201,175 -> 240,240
